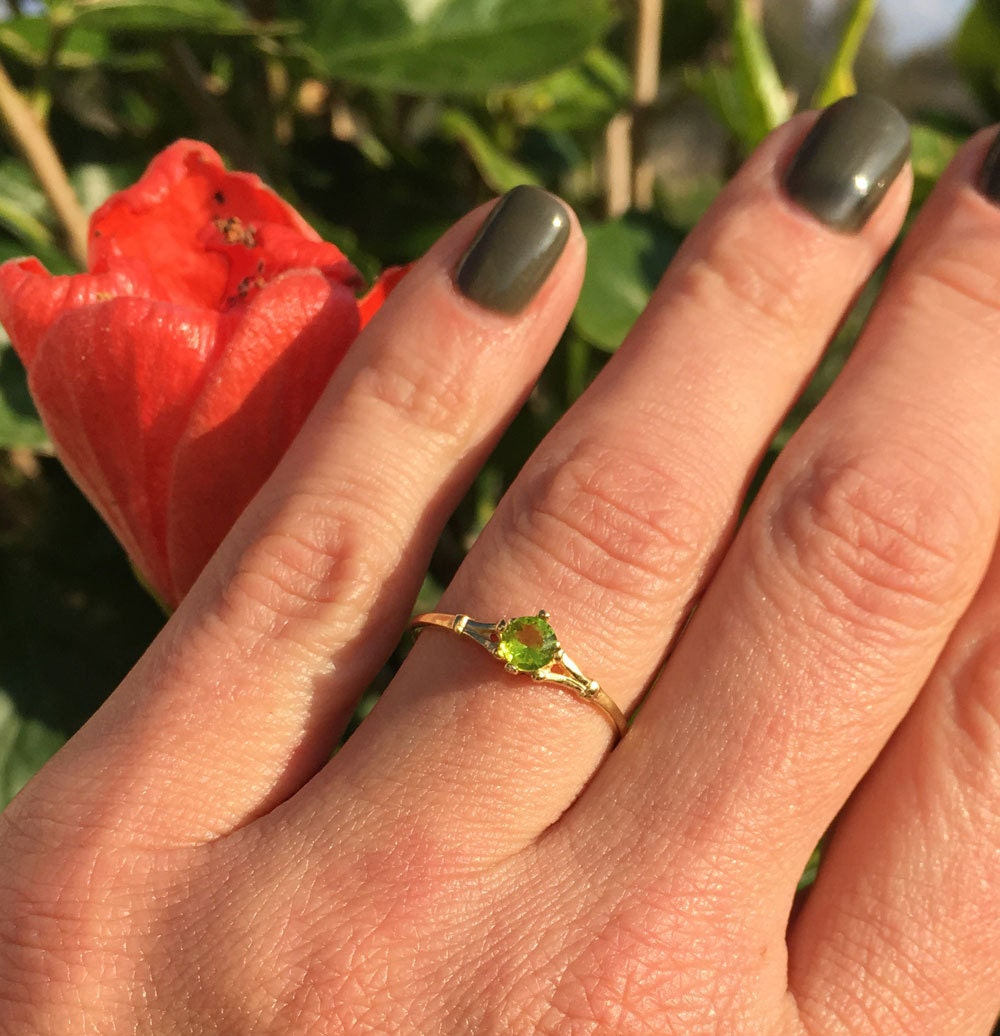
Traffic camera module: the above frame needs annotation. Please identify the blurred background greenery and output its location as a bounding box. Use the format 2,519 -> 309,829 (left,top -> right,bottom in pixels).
0,0 -> 993,828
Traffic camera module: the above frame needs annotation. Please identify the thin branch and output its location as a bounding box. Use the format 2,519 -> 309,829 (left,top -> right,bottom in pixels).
604,111 -> 633,217
604,0 -> 664,217
633,0 -> 664,107
0,59 -> 88,267
632,0 -> 664,210
162,39 -> 262,174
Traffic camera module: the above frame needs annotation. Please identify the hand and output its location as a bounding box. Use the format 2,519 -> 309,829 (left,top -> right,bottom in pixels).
3,94 -> 999,1034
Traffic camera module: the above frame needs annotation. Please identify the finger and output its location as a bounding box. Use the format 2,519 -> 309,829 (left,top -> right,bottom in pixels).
16,188 -> 586,842
318,98 -> 913,855
789,542 -> 1000,1035
568,126 -> 1000,936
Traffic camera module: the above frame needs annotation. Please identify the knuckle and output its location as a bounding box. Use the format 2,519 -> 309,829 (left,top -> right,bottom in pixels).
897,229 -> 1000,334
350,330 -> 487,446
673,224 -> 812,334
939,634 -> 1000,802
509,438 -> 718,618
220,486 -> 395,641
756,444 -> 985,639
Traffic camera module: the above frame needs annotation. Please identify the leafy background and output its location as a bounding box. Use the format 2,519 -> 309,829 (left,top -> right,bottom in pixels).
0,1 -> 994,998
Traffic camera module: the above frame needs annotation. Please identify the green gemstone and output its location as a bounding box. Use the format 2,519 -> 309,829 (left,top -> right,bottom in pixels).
496,615 -> 558,671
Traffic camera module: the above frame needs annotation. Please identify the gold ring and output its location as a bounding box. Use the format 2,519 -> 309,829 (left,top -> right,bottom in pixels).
409,610 -> 627,741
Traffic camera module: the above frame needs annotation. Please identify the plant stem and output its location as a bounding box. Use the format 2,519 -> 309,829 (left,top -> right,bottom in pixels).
604,111 -> 633,217
813,0 -> 877,108
605,0 -> 664,216
162,39 -> 262,174
632,0 -> 664,210
0,59 -> 87,267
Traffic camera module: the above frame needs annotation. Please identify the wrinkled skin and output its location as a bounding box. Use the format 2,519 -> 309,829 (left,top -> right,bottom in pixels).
3,114 -> 1000,1034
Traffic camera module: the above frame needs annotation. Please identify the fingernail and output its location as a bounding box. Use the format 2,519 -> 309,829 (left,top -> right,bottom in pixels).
978,129 -> 1000,203
783,94 -> 911,233
455,185 -> 571,314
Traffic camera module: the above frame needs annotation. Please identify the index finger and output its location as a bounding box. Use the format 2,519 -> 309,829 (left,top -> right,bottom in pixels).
10,189 -> 587,844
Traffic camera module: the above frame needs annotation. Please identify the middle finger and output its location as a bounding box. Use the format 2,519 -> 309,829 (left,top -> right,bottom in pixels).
322,97 -> 913,854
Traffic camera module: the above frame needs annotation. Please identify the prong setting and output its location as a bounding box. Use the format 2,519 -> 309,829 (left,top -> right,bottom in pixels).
409,609 -> 627,739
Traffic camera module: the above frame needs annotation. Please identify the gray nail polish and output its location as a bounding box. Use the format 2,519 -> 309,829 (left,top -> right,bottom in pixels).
456,185 -> 571,314
783,94 -> 911,233
978,130 -> 1000,203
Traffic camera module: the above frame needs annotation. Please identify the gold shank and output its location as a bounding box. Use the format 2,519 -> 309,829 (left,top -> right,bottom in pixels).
410,612 -> 627,741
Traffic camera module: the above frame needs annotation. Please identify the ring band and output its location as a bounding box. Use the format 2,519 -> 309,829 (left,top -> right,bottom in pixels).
410,610 -> 627,741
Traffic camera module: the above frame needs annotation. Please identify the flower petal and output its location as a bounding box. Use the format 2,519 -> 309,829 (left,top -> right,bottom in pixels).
0,141 -> 402,607
29,297 -> 219,601
358,264 -> 410,330
89,140 -> 361,312
0,257 -> 158,368
167,270 -> 361,598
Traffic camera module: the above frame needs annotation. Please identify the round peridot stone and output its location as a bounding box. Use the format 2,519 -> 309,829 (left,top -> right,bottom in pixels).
496,615 -> 558,671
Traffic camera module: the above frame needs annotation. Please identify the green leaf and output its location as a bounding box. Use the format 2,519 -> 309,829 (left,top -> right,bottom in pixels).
691,0 -> 790,153
0,196 -> 55,257
954,0 -> 1000,119
494,47 -> 631,135
0,18 -> 110,70
910,123 -> 961,206
0,3 -> 264,72
440,109 -> 540,193
0,689 -> 64,806
0,159 -> 50,223
797,842 -> 822,890
574,215 -> 683,353
308,0 -> 616,96
730,0 -> 790,138
0,159 -> 77,268
0,459 -> 165,805
67,0 -> 257,35
812,0 -> 877,108
70,161 -> 136,216
0,10 -> 233,72
0,338 -> 47,450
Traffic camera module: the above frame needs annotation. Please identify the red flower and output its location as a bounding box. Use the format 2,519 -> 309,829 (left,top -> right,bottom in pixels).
0,140 -> 404,607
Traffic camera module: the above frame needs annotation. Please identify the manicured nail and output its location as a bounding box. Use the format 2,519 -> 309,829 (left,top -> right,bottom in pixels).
978,129 -> 1000,203
783,94 -> 911,233
455,185 -> 571,314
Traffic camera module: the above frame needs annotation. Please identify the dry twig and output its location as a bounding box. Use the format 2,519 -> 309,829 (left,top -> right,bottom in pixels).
0,59 -> 88,267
